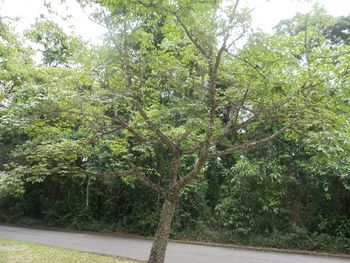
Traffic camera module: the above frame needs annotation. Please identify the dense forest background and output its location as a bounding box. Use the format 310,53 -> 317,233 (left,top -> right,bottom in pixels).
0,2 -> 349,254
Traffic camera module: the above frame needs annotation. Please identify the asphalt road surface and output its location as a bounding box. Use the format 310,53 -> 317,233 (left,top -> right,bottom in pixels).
0,225 -> 349,263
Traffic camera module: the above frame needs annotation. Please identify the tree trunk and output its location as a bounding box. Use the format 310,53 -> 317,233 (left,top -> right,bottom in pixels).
148,198 -> 177,263
85,175 -> 91,209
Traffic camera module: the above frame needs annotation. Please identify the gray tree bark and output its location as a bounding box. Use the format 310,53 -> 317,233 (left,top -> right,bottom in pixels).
148,198 -> 177,263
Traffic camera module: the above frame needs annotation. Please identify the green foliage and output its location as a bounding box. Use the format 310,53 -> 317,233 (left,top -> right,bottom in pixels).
0,4 -> 350,255
26,17 -> 86,67
215,156 -> 288,232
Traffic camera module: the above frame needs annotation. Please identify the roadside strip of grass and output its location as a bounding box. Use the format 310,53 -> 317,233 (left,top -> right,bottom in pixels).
0,238 -> 142,263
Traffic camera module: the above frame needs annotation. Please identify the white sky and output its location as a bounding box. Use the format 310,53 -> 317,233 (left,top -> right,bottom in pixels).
0,0 -> 106,42
247,0 -> 350,31
0,0 -> 349,43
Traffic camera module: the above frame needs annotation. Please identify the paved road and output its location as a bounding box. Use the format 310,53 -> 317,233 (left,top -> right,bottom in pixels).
0,225 -> 349,263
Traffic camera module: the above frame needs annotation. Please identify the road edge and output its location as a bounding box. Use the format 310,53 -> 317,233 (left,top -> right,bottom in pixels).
0,222 -> 349,260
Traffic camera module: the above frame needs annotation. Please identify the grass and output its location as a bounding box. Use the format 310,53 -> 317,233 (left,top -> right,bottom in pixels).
0,238 -> 141,263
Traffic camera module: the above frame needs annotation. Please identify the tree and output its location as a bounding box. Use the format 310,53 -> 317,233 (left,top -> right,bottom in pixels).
25,17 -> 86,67
0,18 -> 36,196
1,2 -> 349,263
0,18 -> 33,108
82,2 -> 349,261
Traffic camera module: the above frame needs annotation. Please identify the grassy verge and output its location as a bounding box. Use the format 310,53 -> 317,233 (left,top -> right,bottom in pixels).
0,238 -> 141,263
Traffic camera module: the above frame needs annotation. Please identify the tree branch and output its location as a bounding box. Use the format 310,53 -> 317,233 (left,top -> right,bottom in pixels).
133,99 -> 178,152
210,125 -> 290,158
172,12 -> 210,59
171,153 -> 206,194
169,150 -> 181,186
